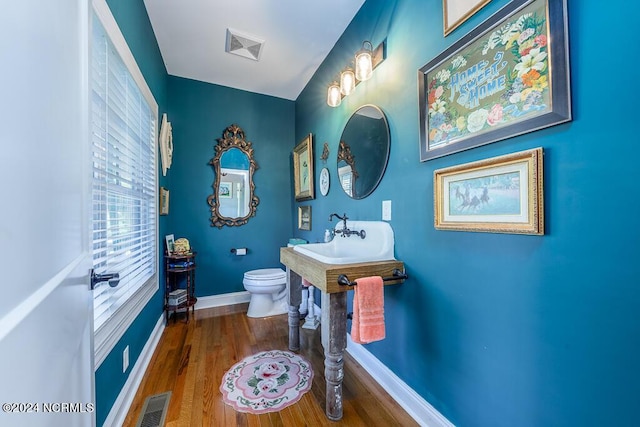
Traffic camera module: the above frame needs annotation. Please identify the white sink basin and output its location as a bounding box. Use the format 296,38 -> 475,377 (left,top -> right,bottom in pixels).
293,220 -> 395,264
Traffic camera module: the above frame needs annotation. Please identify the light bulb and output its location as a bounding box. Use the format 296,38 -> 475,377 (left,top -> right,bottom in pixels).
340,68 -> 355,96
327,83 -> 341,107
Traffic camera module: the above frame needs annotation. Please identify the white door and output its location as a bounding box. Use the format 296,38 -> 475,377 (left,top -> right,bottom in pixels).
0,1 -> 95,427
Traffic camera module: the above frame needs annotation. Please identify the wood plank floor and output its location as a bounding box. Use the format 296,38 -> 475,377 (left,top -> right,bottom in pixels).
123,303 -> 419,426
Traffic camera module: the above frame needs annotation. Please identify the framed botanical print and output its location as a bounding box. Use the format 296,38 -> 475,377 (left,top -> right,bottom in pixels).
419,0 -> 570,161
293,133 -> 315,201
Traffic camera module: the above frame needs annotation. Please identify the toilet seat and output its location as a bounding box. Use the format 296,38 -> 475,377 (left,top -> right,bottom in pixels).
244,268 -> 286,280
243,268 -> 286,287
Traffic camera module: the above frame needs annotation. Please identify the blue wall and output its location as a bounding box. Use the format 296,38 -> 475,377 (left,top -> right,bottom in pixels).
98,0 -> 640,425
295,0 -> 640,426
166,76 -> 295,296
95,1 -> 168,425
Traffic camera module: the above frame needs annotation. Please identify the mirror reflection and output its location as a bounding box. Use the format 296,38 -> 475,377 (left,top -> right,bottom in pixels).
338,105 -> 390,199
208,125 -> 259,228
218,148 -> 250,218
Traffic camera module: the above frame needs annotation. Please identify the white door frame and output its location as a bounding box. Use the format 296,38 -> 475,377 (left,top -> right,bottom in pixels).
0,0 -> 95,426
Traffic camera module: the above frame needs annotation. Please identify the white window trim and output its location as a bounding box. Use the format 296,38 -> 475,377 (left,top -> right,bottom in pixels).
94,279 -> 158,368
92,0 -> 159,370
92,0 -> 157,119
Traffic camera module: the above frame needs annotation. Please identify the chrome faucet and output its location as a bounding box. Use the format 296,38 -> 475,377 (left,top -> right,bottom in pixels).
329,213 -> 348,229
328,213 -> 366,239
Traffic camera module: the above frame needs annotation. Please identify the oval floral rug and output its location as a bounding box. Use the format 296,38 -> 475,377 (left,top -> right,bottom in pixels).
220,349 -> 313,414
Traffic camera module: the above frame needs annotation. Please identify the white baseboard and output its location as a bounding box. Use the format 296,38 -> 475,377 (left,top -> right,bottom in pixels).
345,333 -> 454,427
103,314 -> 165,427
195,291 -> 251,310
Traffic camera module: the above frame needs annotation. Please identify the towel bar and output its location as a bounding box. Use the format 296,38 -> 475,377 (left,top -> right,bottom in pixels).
337,268 -> 408,287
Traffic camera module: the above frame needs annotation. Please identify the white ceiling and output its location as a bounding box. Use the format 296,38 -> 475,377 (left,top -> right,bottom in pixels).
143,0 -> 365,101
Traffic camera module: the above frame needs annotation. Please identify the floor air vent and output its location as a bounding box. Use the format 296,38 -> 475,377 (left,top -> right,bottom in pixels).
135,391 -> 171,427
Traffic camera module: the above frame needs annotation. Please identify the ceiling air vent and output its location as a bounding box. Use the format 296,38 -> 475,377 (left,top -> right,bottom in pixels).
225,28 -> 265,61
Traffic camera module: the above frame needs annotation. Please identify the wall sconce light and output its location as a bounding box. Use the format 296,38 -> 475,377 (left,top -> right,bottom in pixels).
326,40 -> 386,107
355,41 -> 374,82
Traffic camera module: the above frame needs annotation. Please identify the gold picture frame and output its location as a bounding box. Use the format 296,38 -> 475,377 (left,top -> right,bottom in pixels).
159,187 -> 170,216
434,147 -> 543,234
293,133 -> 314,201
298,206 -> 311,231
443,0 -> 492,36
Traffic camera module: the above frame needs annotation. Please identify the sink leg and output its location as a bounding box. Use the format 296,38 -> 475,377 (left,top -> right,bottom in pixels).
286,267 -> 302,352
322,291 -> 347,420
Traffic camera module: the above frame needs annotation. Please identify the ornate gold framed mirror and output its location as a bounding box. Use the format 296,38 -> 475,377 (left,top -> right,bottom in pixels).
207,124 -> 259,228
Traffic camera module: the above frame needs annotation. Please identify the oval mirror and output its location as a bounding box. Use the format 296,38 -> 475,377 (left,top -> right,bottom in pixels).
207,124 -> 259,228
337,105 -> 390,199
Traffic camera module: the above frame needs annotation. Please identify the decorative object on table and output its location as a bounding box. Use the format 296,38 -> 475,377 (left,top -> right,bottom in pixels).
293,133 -> 314,201
208,124 -> 259,228
433,147 -> 544,234
298,205 -> 311,231
220,350 -> 313,414
320,142 -> 330,163
165,234 -> 175,255
419,0 -> 570,161
159,113 -> 173,176
159,187 -> 170,215
443,0 -> 492,36
173,237 -> 191,255
319,167 -> 330,196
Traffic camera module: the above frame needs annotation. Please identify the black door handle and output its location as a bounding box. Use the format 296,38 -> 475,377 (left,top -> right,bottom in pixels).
90,269 -> 120,289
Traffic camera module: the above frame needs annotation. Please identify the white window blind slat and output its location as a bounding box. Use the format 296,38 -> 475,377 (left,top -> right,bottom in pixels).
91,9 -> 158,352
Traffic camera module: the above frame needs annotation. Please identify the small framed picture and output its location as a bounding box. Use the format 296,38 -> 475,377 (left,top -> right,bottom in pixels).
298,205 -> 311,231
165,234 -> 175,255
159,187 -> 170,215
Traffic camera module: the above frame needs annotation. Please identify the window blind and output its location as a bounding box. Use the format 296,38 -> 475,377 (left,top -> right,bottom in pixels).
91,7 -> 158,367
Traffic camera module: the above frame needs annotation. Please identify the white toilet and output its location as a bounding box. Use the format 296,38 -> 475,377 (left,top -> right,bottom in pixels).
243,268 -> 288,318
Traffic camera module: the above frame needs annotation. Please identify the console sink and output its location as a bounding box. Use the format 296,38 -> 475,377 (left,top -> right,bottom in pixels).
293,220 -> 395,264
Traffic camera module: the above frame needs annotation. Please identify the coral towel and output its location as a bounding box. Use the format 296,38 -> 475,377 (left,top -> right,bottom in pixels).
351,276 -> 385,344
